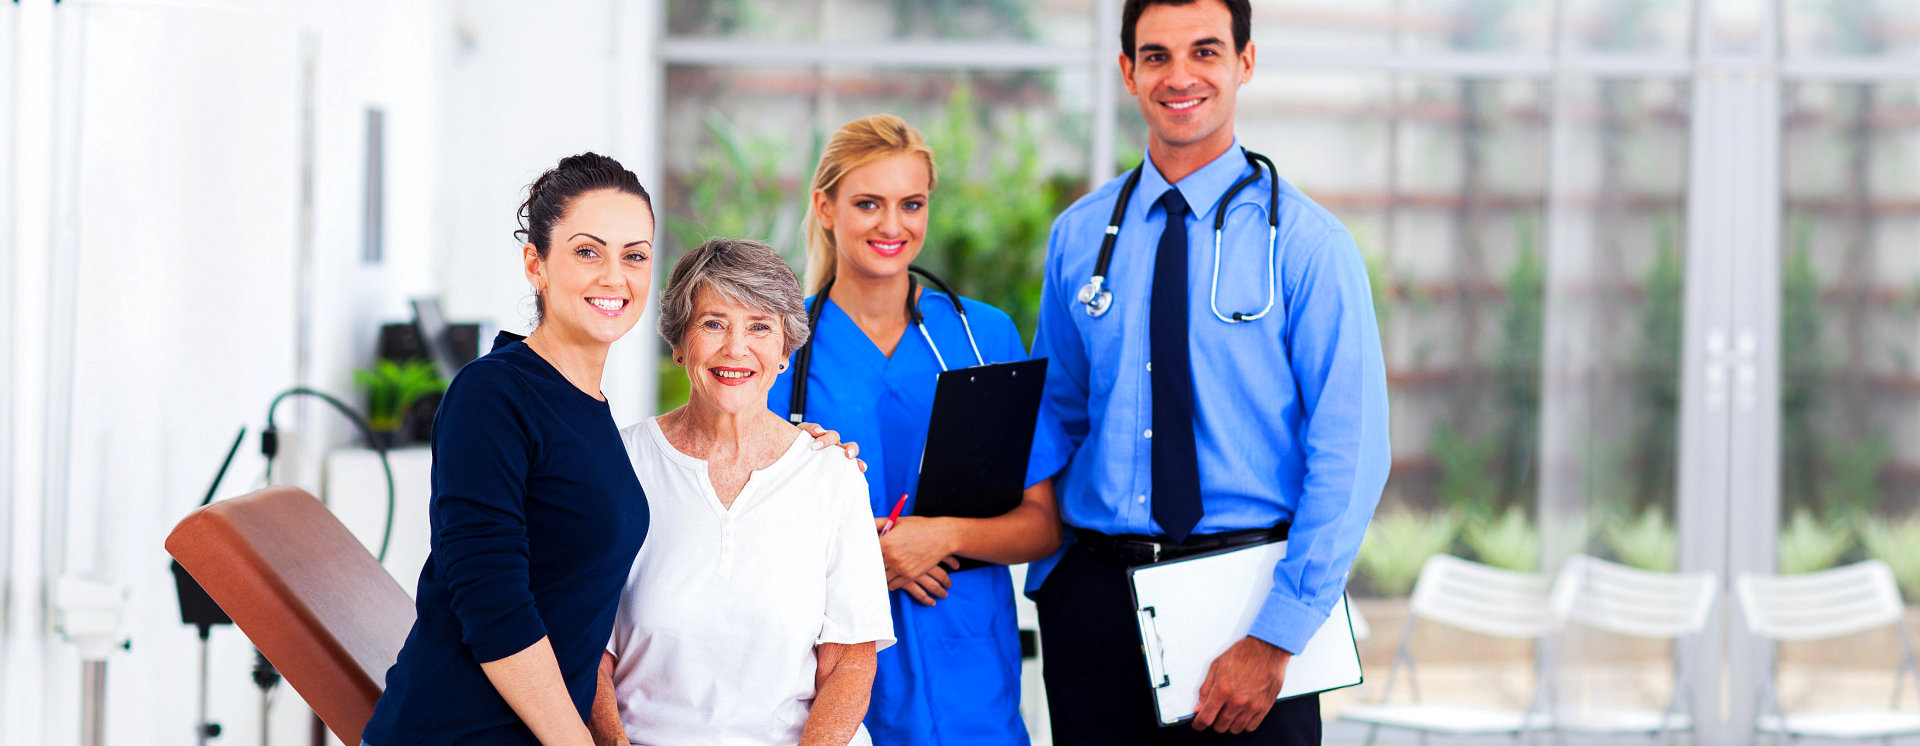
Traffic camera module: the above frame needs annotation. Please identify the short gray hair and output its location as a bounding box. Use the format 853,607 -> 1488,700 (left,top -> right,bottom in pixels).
658,237 -> 811,356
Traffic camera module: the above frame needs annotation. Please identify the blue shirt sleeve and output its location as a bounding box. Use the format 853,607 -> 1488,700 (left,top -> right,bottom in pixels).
1032,216 -> 1093,453
428,361 -> 550,663
1247,225 -> 1392,654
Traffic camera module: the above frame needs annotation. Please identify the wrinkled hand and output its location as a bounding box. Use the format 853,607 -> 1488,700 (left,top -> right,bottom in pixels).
1191,636 -> 1291,734
796,422 -> 866,472
874,516 -> 962,606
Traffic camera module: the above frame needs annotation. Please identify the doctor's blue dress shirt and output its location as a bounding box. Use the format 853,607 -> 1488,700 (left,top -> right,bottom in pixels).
769,290 -> 1071,746
1029,141 -> 1391,655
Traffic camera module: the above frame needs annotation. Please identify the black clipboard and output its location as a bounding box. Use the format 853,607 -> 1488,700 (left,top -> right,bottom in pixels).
911,358 -> 1048,571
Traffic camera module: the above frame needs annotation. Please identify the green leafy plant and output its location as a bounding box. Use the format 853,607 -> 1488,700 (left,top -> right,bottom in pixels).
1603,506 -> 1677,572
893,0 -> 1038,40
1430,424 -> 1499,521
918,85 -> 1077,344
1494,227 -> 1542,509
1463,505 -> 1539,572
1780,224 -> 1826,516
666,116 -> 815,265
1825,434 -> 1890,524
1861,513 -> 1920,601
1356,508 -> 1461,597
1778,508 -> 1855,575
1627,217 -> 1682,513
353,359 -> 448,434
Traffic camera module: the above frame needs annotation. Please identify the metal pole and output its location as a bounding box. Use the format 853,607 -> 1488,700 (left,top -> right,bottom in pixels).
198,632 -> 214,746
80,660 -> 103,746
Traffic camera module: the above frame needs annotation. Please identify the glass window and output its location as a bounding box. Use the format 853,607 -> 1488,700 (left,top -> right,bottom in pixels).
1547,76 -> 1693,722
667,0 -> 1095,45
1777,79 -> 1920,710
1561,0 -> 1696,55
1253,0 -> 1555,56
1784,0 -> 1920,58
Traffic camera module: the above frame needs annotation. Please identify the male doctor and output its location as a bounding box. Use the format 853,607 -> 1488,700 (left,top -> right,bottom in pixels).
1029,0 -> 1391,743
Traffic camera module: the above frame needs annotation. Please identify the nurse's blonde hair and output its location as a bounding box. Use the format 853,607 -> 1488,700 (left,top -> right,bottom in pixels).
802,114 -> 939,296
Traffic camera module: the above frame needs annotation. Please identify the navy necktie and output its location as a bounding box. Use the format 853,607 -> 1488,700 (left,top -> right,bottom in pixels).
1151,188 -> 1203,543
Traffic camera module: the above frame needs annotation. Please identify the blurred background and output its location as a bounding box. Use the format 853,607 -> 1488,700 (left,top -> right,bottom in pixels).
5,1 -> 1919,745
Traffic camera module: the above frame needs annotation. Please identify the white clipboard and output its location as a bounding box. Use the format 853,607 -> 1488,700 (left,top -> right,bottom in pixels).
1127,539 -> 1363,726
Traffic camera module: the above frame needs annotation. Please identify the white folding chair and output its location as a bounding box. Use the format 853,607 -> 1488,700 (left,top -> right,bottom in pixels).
1547,554 -> 1716,742
1737,560 -> 1920,744
1342,554 -> 1556,745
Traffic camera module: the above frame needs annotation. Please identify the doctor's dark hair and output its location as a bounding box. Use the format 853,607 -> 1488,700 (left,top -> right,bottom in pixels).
1121,0 -> 1251,60
803,114 -> 938,296
514,152 -> 654,324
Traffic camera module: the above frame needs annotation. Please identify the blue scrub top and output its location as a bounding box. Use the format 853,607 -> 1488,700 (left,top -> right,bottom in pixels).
768,288 -> 1070,746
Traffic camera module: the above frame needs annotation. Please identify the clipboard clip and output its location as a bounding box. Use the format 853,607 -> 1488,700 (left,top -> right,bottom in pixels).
1136,606 -> 1171,689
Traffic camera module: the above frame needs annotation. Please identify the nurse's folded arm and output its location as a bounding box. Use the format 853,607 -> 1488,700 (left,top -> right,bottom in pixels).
877,476 -> 1062,606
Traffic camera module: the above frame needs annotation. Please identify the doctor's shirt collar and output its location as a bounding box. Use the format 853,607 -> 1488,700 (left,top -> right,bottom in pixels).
1132,137 -> 1253,225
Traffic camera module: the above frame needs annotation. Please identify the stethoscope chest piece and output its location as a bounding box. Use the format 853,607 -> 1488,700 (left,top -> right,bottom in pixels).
1077,277 -> 1112,317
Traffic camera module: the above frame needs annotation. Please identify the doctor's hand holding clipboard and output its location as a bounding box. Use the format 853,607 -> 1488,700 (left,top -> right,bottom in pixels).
764,113 -> 1076,746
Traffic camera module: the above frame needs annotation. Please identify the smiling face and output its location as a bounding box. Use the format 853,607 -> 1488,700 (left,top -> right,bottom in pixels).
814,152 -> 931,285
675,285 -> 788,416
1120,0 -> 1255,168
524,188 -> 655,348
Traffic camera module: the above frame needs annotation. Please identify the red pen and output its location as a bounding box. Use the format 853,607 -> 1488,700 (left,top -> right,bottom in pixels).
880,493 -> 909,535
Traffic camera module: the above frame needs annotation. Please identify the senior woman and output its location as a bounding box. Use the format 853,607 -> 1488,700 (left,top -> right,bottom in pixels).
591,237 -> 893,746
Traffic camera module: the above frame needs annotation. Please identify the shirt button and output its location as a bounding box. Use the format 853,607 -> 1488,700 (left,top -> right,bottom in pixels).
1144,429 -> 1153,439
1137,495 -> 1147,504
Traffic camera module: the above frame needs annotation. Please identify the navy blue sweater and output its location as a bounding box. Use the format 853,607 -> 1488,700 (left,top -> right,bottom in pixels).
363,333 -> 648,745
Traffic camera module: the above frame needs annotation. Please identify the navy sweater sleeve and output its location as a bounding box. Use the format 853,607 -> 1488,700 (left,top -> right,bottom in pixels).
430,359 -> 547,662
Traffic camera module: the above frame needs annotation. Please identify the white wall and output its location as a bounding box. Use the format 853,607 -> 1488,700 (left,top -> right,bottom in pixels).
1,2 -> 663,745
4,1 -> 56,744
438,0 -> 662,428
16,1 -> 431,745
41,2 -> 441,744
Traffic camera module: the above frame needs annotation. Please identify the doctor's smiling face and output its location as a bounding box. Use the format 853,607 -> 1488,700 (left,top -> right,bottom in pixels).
675,285 -> 789,415
524,187 -> 655,347
1120,0 -> 1254,168
814,152 -> 931,285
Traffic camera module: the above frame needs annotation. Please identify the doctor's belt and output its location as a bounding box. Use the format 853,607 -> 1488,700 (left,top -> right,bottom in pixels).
1073,524 -> 1289,566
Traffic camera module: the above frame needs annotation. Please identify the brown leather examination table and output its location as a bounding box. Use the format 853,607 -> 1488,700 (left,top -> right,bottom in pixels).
166,485 -> 413,746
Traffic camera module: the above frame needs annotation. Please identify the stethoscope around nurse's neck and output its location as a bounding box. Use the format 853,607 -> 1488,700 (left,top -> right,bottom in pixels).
1077,147 -> 1282,323
786,265 -> 985,424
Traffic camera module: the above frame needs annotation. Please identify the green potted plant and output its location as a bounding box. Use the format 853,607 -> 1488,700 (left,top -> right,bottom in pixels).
353,358 -> 448,449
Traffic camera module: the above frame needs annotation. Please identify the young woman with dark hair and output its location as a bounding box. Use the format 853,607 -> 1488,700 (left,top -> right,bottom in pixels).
360,153 -> 656,746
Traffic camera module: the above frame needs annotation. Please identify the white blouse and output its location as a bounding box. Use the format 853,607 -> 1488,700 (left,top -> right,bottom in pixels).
609,417 -> 895,746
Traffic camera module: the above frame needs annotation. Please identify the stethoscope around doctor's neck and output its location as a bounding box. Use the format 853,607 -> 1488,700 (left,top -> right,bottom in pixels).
1078,147 -> 1282,323
786,265 -> 985,424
